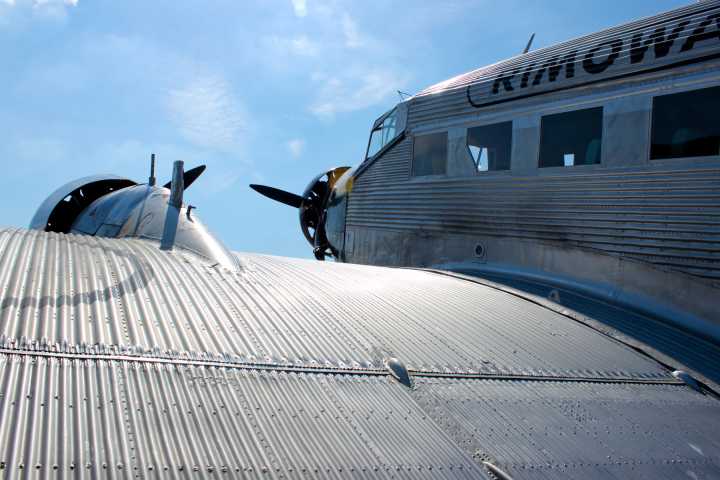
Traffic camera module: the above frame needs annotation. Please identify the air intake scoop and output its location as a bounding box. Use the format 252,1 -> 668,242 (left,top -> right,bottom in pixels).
30,175 -> 137,233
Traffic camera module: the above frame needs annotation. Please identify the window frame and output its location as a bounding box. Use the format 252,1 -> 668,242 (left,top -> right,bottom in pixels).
465,120 -> 514,173
365,107 -> 401,161
648,85 -> 720,162
410,131 -> 449,178
537,106 -> 605,170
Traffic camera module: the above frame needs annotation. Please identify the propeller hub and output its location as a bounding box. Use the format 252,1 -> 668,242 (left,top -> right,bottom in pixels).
249,166 -> 352,260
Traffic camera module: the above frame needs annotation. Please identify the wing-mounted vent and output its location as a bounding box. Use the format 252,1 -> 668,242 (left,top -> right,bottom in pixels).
30,175 -> 137,233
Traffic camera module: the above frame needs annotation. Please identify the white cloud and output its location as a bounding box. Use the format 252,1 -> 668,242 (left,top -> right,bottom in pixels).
0,0 -> 77,24
309,68 -> 408,118
290,35 -> 318,56
290,0 -> 306,17
286,138 -> 305,158
341,14 -> 363,48
2,0 -> 77,6
166,75 -> 247,151
266,34 -> 319,57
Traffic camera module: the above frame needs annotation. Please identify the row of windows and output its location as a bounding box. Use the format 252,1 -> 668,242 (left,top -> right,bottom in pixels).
411,85 -> 720,177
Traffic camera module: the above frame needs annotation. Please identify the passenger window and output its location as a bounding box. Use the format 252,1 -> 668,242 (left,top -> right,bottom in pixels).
539,107 -> 603,167
412,132 -> 447,176
467,121 -> 512,171
651,86 -> 720,159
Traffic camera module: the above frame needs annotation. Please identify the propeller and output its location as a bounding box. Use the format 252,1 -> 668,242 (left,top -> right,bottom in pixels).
250,166 -> 350,260
249,184 -> 302,208
163,164 -> 206,190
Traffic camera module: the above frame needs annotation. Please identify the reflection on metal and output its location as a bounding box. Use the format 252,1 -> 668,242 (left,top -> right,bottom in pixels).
167,160 -> 184,208
0,227 -> 673,378
161,160 -> 184,251
548,289 -> 561,303
483,461 -> 514,480
672,369 -> 703,393
386,357 -> 413,388
55,174 -> 237,269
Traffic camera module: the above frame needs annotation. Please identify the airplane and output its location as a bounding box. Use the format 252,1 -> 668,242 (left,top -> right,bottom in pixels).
1,1 -> 719,478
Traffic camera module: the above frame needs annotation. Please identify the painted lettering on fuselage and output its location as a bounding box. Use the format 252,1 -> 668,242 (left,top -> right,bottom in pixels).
472,10 -> 720,106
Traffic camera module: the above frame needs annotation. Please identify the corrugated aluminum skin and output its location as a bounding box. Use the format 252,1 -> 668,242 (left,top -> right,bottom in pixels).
475,273 -> 720,387
347,0 -> 720,287
0,228 -> 667,379
0,354 -> 485,478
413,377 -> 720,479
349,163 -> 720,281
1,227 -> 719,478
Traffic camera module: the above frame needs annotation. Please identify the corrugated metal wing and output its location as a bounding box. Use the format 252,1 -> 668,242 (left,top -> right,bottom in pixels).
1,228 -> 719,478
0,228 -> 666,379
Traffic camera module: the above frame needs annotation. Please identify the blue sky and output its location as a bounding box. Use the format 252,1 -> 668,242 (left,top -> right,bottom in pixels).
0,0 -> 688,258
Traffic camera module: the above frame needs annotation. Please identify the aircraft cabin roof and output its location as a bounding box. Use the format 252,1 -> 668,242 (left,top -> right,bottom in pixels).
412,0 -> 720,113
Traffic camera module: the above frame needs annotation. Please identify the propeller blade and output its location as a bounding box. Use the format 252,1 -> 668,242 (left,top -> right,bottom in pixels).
249,184 -> 303,208
163,165 -> 206,190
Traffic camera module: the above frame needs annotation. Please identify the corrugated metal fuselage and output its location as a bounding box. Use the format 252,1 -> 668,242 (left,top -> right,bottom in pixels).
344,2 -> 720,330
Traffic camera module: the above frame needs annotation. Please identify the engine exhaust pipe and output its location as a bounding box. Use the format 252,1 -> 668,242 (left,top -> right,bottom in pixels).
160,160 -> 184,251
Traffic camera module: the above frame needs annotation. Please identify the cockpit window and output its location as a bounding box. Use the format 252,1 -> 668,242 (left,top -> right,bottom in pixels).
366,108 -> 398,159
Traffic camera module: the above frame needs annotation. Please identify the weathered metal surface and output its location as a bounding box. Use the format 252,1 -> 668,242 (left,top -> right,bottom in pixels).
413,377 -> 720,479
355,137 -> 412,185
0,227 -> 667,379
0,228 -> 719,477
458,271 -> 720,387
350,158 -> 720,282
344,1 -> 720,328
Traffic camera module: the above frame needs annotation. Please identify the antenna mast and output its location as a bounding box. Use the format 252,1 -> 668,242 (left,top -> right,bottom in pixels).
149,153 -> 157,186
522,33 -> 536,54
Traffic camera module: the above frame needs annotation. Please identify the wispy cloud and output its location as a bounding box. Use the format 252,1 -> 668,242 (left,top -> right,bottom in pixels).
286,138 -> 305,158
0,0 -> 78,26
266,34 -> 319,57
290,0 -> 306,18
309,68 -> 408,118
290,35 -> 318,56
341,14 -> 363,48
166,75 -> 247,151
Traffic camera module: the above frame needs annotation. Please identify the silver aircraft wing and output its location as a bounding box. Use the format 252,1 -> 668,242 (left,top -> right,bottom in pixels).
0,226 -> 719,478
